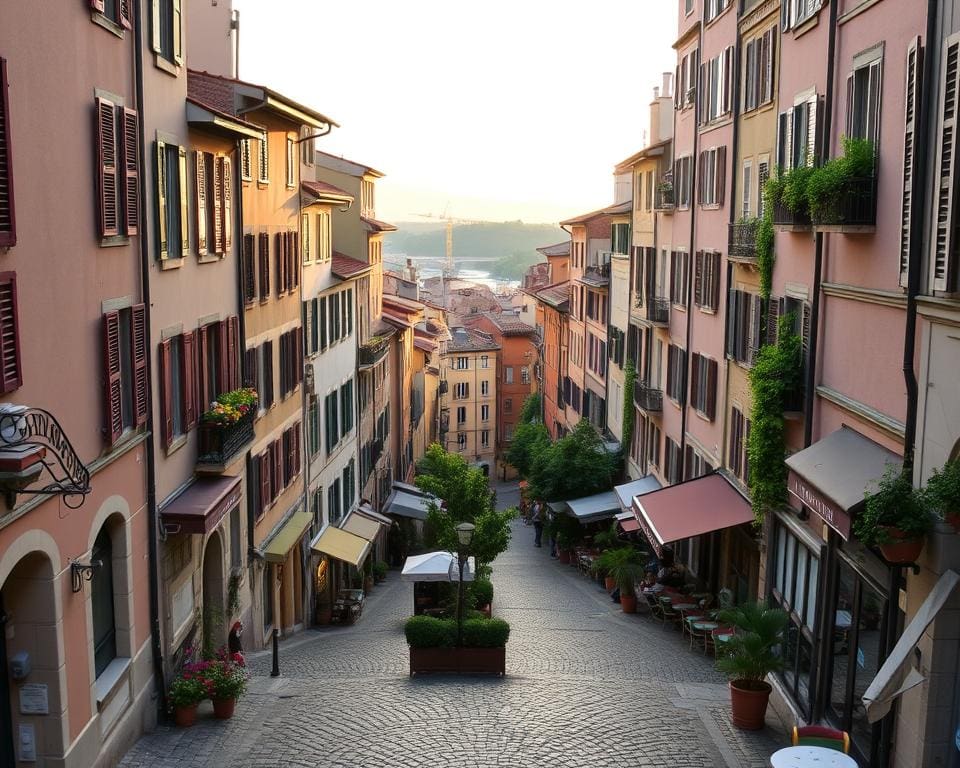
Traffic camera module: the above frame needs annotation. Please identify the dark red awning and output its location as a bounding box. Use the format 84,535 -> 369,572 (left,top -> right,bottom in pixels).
160,476 -> 242,535
618,518 -> 641,533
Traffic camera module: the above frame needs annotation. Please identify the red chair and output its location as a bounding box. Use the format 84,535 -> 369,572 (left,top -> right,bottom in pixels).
792,725 -> 850,753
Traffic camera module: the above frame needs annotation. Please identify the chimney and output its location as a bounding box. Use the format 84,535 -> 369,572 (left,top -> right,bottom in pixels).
653,86 -> 660,100
649,97 -> 661,146
662,71 -> 673,99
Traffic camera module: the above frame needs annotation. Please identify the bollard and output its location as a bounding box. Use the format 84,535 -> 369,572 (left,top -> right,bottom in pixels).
270,627 -> 280,677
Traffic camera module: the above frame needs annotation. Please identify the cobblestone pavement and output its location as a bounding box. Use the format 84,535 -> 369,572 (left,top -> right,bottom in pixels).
121,481 -> 786,767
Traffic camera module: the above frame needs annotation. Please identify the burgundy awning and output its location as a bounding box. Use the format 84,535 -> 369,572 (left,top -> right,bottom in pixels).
160,476 -> 242,535
618,518 -> 641,533
632,474 -> 753,555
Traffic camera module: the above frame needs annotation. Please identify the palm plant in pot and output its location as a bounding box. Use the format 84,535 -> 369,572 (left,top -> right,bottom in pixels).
591,522 -> 621,590
594,547 -> 646,613
854,464 -> 932,564
715,601 -> 788,730
924,458 -> 960,533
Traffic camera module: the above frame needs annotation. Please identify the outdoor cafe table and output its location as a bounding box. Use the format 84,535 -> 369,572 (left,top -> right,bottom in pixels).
769,746 -> 857,768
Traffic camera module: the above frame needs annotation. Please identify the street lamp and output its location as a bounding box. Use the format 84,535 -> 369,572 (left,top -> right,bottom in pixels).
455,522 -> 476,647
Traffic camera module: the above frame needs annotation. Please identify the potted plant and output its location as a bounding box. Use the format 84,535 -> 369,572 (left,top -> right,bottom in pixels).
470,578 -> 494,618
854,464 -> 932,564
168,675 -> 205,727
362,560 -> 375,591
372,560 -> 388,583
715,601 -> 788,730
591,523 -> 621,590
925,458 -> 960,533
207,656 -> 249,719
594,547 -> 646,613
805,136 -> 875,225
200,387 -> 258,426
404,615 -> 509,675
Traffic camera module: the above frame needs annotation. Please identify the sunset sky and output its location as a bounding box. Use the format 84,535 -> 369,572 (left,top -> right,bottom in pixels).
232,0 -> 678,224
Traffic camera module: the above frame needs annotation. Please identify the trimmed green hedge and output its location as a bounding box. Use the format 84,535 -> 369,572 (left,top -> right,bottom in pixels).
461,618 -> 510,648
470,579 -> 494,607
404,615 -> 510,648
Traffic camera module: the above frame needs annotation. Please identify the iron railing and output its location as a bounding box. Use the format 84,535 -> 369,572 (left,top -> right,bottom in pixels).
772,200 -> 812,228
729,220 -> 759,258
654,186 -> 675,211
584,262 -> 611,282
197,413 -> 255,468
810,176 -> 877,228
646,297 -> 670,325
633,380 -> 663,412
358,336 -> 390,367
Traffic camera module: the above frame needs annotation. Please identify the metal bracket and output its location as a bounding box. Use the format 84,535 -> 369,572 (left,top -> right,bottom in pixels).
70,560 -> 102,593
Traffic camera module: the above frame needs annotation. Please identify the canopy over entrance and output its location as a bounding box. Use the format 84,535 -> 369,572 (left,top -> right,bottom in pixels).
400,551 -> 475,582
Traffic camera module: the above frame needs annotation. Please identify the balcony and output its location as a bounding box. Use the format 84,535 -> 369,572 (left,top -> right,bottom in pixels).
654,186 -> 675,213
645,297 -> 670,326
728,220 -> 759,260
358,335 -> 390,369
196,413 -> 255,471
772,201 -> 812,231
633,380 -> 663,412
810,176 -> 877,232
582,260 -> 611,286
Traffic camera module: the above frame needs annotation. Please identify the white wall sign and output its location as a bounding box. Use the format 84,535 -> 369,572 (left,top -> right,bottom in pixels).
18,723 -> 37,762
19,683 -> 48,715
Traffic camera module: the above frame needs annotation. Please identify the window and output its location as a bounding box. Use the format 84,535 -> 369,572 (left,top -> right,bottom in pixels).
91,526 -> 117,678
729,406 -> 751,483
698,146 -> 726,207
103,305 -> 147,444
846,51 -> 883,149
0,273 -> 22,393
92,0 -> 133,30
690,352 -> 718,420
704,0 -> 731,23
278,326 -> 303,399
240,139 -> 252,181
308,397 -> 321,457
156,140 -> 187,259
932,36 -> 960,290
684,446 -> 712,481
480,355 -> 489,369
481,430 -> 490,448
778,95 -> 819,171
757,159 -> 770,219
262,566 -> 274,630
481,404 -> 489,422
325,391 -> 339,453
685,0 -> 693,13
454,382 -> 469,400
699,47 -> 734,124
328,478 -> 342,524
301,213 -> 311,263
456,406 -> 467,425
159,332 -> 196,447
342,460 -> 356,512
674,155 -> 693,208
782,0 -> 821,32
664,438 -> 682,484
258,232 -> 270,300
665,344 -> 686,404
257,133 -> 269,184
96,98 -> 139,241
504,366 -> 514,384
743,28 -> 776,112
521,366 -> 530,385
316,211 -> 331,262
726,289 -> 765,366
455,356 -> 469,370
647,421 -> 661,469
694,251 -> 721,311
742,160 -> 753,219
339,378 -> 354,437
676,49 -> 698,110
286,137 -> 295,188
194,152 -> 232,257
481,380 -> 489,396
457,433 -> 467,451
361,179 -> 375,217
504,398 -> 513,414
670,251 -> 690,306
0,59 -> 14,248
151,0 -> 183,65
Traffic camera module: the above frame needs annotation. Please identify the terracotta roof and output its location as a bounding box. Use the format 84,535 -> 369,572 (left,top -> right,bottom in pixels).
185,96 -> 260,128
537,241 -> 571,257
535,281 -> 570,311
445,328 -> 500,353
603,200 -> 633,216
560,206 -> 611,226
414,337 -> 438,353
383,293 -> 425,313
491,318 -> 537,337
302,180 -> 353,203
383,311 -> 414,329
314,149 -> 385,178
362,216 -> 398,233
613,138 -> 671,172
331,252 -> 370,280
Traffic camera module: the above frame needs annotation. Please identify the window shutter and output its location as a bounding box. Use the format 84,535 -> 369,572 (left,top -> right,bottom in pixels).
287,426 -> 296,482
801,302 -> 812,366
806,96 -> 818,166
690,353 -> 700,408
222,156 -> 233,252
211,155 -> 223,253
119,0 -> 132,29
90,0 -> 105,12
275,232 -> 285,296
121,109 -> 139,236
933,37 -> 960,291
244,346 -> 256,391
182,330 -> 196,429
294,422 -> 301,477
243,234 -> 255,303
694,251 -> 704,306
303,301 -> 313,356
172,0 -> 183,65
845,73 -> 855,138
227,316 -> 239,391
900,38 -> 922,288
319,296 -> 328,350
296,326 -> 303,386
198,324 -> 210,409
273,438 -> 283,495
706,358 -> 718,420
258,232 -> 270,299
160,339 -> 173,447
259,453 -> 270,514
0,59 -> 15,248
725,289 -> 737,358
784,106 -> 794,170
156,141 -> 167,258
178,146 -> 188,255
103,311 -> 123,444
195,152 -> 208,255
215,319 -> 228,397
749,294 -> 762,364
264,339 -> 274,407
766,296 -> 782,345
151,0 -> 162,53
0,274 -> 21,393
131,303 -> 148,427
711,252 -> 721,310
96,97 -> 119,238
290,232 -> 299,289
716,146 -> 726,206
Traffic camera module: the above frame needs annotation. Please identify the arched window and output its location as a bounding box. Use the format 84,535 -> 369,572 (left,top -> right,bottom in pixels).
91,527 -> 116,677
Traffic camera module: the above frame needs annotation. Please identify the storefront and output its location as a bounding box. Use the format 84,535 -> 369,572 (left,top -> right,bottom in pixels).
769,426 -> 905,767
309,525 -> 371,623
261,509 -> 313,636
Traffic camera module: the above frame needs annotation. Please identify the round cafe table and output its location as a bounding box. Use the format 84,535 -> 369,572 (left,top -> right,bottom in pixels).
769,746 -> 857,768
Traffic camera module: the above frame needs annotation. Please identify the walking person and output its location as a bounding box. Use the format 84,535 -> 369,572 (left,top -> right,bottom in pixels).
532,500 -> 544,547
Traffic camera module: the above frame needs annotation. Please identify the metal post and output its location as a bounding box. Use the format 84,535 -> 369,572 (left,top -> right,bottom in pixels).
456,551 -> 466,647
270,627 -> 280,677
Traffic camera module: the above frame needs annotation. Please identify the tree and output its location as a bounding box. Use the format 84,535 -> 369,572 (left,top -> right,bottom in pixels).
527,420 -> 617,502
518,392 -> 542,424
506,421 -> 550,477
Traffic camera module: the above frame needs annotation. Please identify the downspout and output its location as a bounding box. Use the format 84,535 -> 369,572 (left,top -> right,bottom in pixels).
133,6 -> 166,715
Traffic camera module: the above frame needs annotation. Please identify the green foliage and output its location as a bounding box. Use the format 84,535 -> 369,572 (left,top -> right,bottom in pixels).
781,164 -> 815,215
748,315 -> 802,524
591,521 -> 621,552
470,578 -> 494,607
372,561 -> 388,580
168,676 -> 206,708
622,359 -> 637,460
519,392 -> 542,425
806,137 -> 875,223
756,214 -> 775,300
855,464 -> 932,546
404,616 -> 457,648
925,459 -> 960,518
593,547 -> 647,598
526,420 -> 617,502
506,421 -> 550,477
715,601 -> 789,682
461,617 -> 510,648
550,512 -> 584,551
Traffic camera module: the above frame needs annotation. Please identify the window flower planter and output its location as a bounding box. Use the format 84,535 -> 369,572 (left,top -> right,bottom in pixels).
197,411 -> 255,467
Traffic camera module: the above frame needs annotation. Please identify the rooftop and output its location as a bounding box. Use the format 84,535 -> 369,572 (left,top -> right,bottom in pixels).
535,281 -> 571,311
313,149 -> 385,178
331,252 -> 371,280
362,216 -> 398,233
445,327 -> 500,353
536,241 -> 571,257
301,180 -> 354,205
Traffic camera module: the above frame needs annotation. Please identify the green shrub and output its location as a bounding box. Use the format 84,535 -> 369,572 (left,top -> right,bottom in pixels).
372,561 -> 388,580
470,578 -> 494,607
806,136 -> 875,222
781,165 -> 815,215
854,464 -> 932,546
461,618 -> 510,648
404,616 -> 456,648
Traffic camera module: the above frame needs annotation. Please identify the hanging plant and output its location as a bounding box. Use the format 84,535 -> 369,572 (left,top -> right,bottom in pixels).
622,358 -> 637,458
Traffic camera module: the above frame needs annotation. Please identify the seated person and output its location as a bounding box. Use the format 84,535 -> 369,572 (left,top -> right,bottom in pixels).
640,570 -> 663,594
656,546 -> 688,589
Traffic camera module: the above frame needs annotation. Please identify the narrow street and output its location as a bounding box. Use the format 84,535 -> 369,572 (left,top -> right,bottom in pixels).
122,482 -> 785,767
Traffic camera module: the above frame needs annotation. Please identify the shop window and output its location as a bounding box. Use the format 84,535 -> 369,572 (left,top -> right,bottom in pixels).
91,527 -> 117,678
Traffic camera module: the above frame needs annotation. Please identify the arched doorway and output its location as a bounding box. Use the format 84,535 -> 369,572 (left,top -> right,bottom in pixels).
201,534 -> 225,655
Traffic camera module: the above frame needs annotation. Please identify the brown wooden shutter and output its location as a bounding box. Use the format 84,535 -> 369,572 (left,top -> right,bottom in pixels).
259,452 -> 271,514
273,438 -> 283,495
156,141 -> 168,258
178,147 -> 188,256
276,232 -> 285,296
243,234 -> 255,303
900,37 -> 922,288
706,358 -> 718,420
118,0 -> 132,28
264,339 -> 274,406
217,319 -> 229,396
690,353 -> 700,409
160,339 -> 173,447
90,0 -> 105,12
96,98 -> 119,238
222,156 -> 233,252
801,302 -> 812,366
131,303 -> 148,427
716,146 -> 726,206
103,311 -> 123,444
278,331 -> 287,396
712,252 -> 722,310
244,346 -> 256,391
694,251 -> 703,306
729,407 -> 739,477
296,325 -> 303,386
121,109 -> 139,236
212,155 -> 223,254
195,152 -> 208,254
286,427 -> 296,484
228,316 -> 239,391
182,330 -> 196,429
0,58 -> 15,248
258,232 -> 269,299
0,273 -> 21,393
198,324 -> 210,409
293,422 -> 302,477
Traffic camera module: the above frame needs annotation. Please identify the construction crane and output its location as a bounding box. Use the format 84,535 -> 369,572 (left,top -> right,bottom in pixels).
409,209 -> 496,277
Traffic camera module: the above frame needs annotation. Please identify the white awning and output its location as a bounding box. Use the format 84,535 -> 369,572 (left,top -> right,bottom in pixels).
613,475 -> 662,510
565,490 -> 620,522
384,489 -> 438,521
862,569 -> 960,723
400,551 -> 475,582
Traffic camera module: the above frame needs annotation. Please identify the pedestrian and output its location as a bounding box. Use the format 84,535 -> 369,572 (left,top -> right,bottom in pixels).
548,507 -> 558,557
532,501 -> 544,547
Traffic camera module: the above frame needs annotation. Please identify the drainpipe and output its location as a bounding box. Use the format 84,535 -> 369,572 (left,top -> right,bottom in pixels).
133,6 -> 166,715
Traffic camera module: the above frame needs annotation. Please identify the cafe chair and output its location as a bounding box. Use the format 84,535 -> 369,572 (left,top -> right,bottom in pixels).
791,725 -> 850,753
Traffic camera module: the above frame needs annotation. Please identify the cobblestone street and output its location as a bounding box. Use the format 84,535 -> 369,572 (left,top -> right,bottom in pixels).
122,482 -> 786,767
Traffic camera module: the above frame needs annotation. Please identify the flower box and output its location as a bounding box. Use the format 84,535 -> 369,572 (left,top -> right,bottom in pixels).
409,646 -> 505,676
197,412 -> 255,468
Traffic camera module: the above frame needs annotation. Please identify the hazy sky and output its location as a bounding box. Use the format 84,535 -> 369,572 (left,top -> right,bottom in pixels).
233,1 -> 677,224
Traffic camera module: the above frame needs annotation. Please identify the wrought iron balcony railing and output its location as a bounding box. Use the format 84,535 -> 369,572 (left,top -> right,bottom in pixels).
728,220 -> 759,259
654,187 -> 675,211
772,201 -> 812,229
646,297 -> 670,325
633,380 -> 663,412
810,176 -> 877,230
197,413 -> 255,469
358,336 -> 390,368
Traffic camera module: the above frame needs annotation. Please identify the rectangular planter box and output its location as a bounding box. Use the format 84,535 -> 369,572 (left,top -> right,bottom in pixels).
409,646 -> 505,676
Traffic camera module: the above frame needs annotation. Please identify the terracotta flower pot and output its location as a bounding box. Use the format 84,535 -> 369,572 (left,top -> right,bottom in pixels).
173,703 -> 199,728
620,594 -> 638,614
212,698 -> 236,719
729,680 -> 771,730
604,576 -> 617,592
877,526 -> 925,564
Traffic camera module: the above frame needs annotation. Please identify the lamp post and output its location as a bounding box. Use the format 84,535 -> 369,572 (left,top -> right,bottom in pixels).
455,522 -> 475,647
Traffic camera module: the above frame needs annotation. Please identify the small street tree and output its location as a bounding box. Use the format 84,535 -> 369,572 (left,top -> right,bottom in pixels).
527,420 -> 617,502
506,393 -> 549,477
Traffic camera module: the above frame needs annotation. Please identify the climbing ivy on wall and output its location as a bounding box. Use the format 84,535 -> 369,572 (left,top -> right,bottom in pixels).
622,359 -> 636,464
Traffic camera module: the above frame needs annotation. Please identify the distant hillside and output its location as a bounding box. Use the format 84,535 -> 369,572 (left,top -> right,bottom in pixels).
384,221 -> 567,282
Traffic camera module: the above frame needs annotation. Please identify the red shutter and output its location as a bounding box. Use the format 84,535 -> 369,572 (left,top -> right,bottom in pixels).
212,155 -> 224,254
222,156 -> 233,252
160,339 -> 173,446
96,98 -> 119,238
228,315 -> 240,391
119,0 -> 132,28
0,273 -> 21,393
217,319 -> 229,396
275,232 -> 285,296
89,0 -> 105,13
706,358 -> 718,420
195,152 -> 208,254
258,232 -> 270,299
259,452 -> 271,513
103,311 -> 123,444
130,303 -> 148,427
121,109 -> 139,236
182,330 -> 196,429
0,58 -> 16,248
273,438 -> 283,495
242,234 -> 255,303
198,324 -> 210,409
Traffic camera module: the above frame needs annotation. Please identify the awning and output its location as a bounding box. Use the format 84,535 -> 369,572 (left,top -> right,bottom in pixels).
633,473 -> 753,555
400,551 -> 475,582
263,510 -> 313,563
619,518 -> 641,533
384,489 -> 437,521
615,511 -> 634,521
357,504 -> 392,526
862,569 -> 960,722
311,526 -> 371,567
785,426 -> 902,539
160,476 -> 242,535
341,512 -> 381,541
564,490 -> 621,523
614,475 -> 662,510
